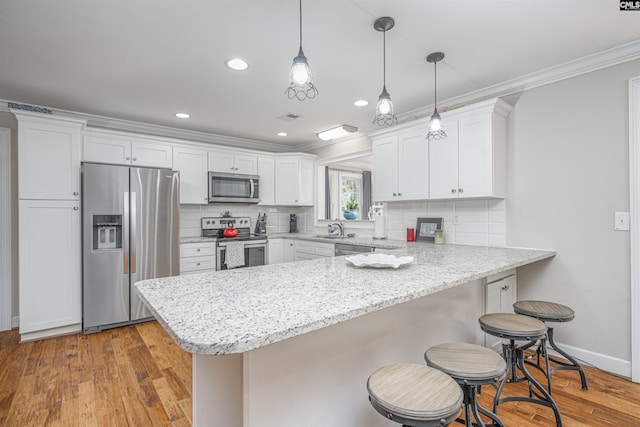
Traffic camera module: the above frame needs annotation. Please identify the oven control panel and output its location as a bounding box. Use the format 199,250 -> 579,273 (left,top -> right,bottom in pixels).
202,217 -> 251,231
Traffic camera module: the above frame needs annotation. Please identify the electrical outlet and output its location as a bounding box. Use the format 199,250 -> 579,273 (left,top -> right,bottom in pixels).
614,212 -> 630,231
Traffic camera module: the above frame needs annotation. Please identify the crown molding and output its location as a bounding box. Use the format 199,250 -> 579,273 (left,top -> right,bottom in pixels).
1,99 -> 292,153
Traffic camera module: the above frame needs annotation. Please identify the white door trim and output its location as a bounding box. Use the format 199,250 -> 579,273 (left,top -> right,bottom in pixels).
0,127 -> 11,331
630,75 -> 640,383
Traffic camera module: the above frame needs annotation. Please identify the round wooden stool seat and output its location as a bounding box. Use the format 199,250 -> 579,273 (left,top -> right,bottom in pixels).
479,313 -> 547,340
513,300 -> 575,322
425,343 -> 507,427
424,342 -> 506,382
367,364 -> 463,426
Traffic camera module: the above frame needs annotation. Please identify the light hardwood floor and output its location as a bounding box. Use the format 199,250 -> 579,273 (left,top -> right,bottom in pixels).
1,321 -> 639,426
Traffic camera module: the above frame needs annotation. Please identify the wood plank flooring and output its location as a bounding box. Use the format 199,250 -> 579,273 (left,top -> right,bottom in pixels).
1,321 -> 640,426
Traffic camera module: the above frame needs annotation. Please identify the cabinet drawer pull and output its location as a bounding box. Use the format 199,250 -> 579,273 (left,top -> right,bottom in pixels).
451,189 -> 457,193
196,262 -> 201,266
125,157 -> 131,160
393,193 -> 397,197
398,192 -> 402,196
197,248 -> 201,252
458,188 -> 464,193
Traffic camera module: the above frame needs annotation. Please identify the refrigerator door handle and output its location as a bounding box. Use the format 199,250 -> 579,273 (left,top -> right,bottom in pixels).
131,191 -> 137,274
123,191 -> 130,274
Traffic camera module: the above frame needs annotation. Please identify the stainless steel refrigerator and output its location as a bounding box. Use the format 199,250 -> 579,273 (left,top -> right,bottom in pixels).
81,162 -> 180,333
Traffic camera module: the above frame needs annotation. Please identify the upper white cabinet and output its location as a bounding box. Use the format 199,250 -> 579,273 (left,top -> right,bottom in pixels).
83,132 -> 173,168
208,149 -> 257,175
372,127 -> 429,202
173,146 -> 209,204
429,98 -> 511,200
258,155 -> 276,205
275,155 -> 315,206
15,112 -> 84,200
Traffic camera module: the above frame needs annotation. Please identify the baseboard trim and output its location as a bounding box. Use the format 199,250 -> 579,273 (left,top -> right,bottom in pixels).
550,341 -> 631,379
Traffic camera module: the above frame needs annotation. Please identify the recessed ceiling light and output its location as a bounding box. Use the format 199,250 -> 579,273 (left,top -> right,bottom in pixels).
277,132 -> 288,137
225,58 -> 249,71
175,112 -> 190,119
354,99 -> 369,107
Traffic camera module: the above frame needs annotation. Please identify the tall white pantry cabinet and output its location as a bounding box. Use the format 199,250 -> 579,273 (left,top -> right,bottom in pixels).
14,111 -> 86,341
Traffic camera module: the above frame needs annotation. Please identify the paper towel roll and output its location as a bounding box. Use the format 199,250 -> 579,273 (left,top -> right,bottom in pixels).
373,213 -> 386,239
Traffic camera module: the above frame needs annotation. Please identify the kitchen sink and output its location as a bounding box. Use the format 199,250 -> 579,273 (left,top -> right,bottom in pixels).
315,234 -> 348,239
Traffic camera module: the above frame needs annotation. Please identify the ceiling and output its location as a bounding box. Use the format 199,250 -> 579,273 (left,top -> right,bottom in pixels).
1,1 -> 639,152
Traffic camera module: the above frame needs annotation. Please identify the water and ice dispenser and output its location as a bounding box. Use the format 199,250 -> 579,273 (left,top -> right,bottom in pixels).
92,214 -> 123,250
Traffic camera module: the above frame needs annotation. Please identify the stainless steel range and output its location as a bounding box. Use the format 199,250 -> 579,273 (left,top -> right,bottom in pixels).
201,216 -> 268,270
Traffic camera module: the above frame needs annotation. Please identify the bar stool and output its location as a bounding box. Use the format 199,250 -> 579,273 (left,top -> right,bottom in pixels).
513,300 -> 588,392
367,363 -> 463,426
424,342 -> 506,427
479,313 -> 563,427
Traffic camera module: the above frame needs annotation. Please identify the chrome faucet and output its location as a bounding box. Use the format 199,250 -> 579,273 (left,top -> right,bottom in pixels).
328,219 -> 345,237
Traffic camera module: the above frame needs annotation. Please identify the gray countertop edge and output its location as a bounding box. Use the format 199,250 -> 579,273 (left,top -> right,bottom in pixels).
136,244 -> 555,356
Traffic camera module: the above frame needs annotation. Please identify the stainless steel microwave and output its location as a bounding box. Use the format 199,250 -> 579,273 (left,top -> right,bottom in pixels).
208,172 -> 260,203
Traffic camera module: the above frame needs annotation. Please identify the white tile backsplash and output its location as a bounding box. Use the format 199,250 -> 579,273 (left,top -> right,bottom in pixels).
178,204 -> 315,237
384,199 -> 506,246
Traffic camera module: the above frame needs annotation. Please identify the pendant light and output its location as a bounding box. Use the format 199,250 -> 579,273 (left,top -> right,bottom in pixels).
372,17 -> 397,127
426,52 -> 447,141
285,0 -> 318,101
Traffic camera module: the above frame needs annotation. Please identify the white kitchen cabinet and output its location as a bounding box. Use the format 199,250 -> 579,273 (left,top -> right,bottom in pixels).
14,112 -> 84,200
180,242 -> 216,274
208,149 -> 258,175
275,155 -> 315,206
173,146 -> 209,204
19,199 -> 81,339
429,98 -> 511,200
257,155 -> 275,205
284,240 -> 296,263
484,270 -> 517,351
83,132 -> 173,168
268,239 -> 284,264
372,127 -> 429,202
294,240 -> 334,261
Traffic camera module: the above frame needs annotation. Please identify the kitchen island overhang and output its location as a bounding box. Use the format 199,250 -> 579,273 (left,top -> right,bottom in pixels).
135,243 -> 555,426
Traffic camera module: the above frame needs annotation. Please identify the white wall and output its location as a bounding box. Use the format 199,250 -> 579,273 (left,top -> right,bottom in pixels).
508,59 -> 640,366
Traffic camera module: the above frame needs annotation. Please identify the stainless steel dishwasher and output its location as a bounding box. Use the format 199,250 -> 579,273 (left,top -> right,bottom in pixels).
335,243 -> 375,256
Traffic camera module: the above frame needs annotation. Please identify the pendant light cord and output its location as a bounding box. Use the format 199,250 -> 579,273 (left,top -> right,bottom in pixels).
433,60 -> 437,108
299,0 -> 303,48
382,29 -> 386,86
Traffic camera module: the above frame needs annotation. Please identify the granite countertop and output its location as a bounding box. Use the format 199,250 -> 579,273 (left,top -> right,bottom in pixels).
135,243 -> 555,356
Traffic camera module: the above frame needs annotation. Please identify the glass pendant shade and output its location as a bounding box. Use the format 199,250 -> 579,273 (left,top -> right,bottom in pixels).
426,51 -> 447,141
427,108 -> 447,141
372,17 -> 397,127
373,86 -> 397,126
286,47 -> 318,100
285,0 -> 318,101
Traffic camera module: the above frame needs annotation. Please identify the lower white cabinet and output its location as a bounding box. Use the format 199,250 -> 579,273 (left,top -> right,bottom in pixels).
484,269 -> 517,351
268,239 -> 284,264
284,240 -> 296,263
294,240 -> 335,261
180,242 -> 216,274
19,199 -> 81,339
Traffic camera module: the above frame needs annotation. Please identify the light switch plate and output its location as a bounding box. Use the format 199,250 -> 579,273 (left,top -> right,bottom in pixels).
615,212 -> 630,231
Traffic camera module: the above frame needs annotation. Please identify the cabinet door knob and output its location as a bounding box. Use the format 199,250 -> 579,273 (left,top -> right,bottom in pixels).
458,188 -> 464,193
451,189 -> 457,193
501,285 -> 509,291
132,157 -> 137,161
197,248 -> 201,252
125,157 -> 131,160
398,192 -> 402,196
73,191 -> 79,196
73,206 -> 79,210
196,262 -> 201,266
393,193 -> 397,196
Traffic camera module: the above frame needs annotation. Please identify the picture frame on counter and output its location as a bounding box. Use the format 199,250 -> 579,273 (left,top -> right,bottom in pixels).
416,217 -> 443,242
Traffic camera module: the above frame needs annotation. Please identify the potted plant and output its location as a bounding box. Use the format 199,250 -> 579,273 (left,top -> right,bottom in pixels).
343,197 -> 359,220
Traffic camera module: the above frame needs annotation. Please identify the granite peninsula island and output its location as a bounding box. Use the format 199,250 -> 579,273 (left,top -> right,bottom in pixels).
135,242 -> 555,427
